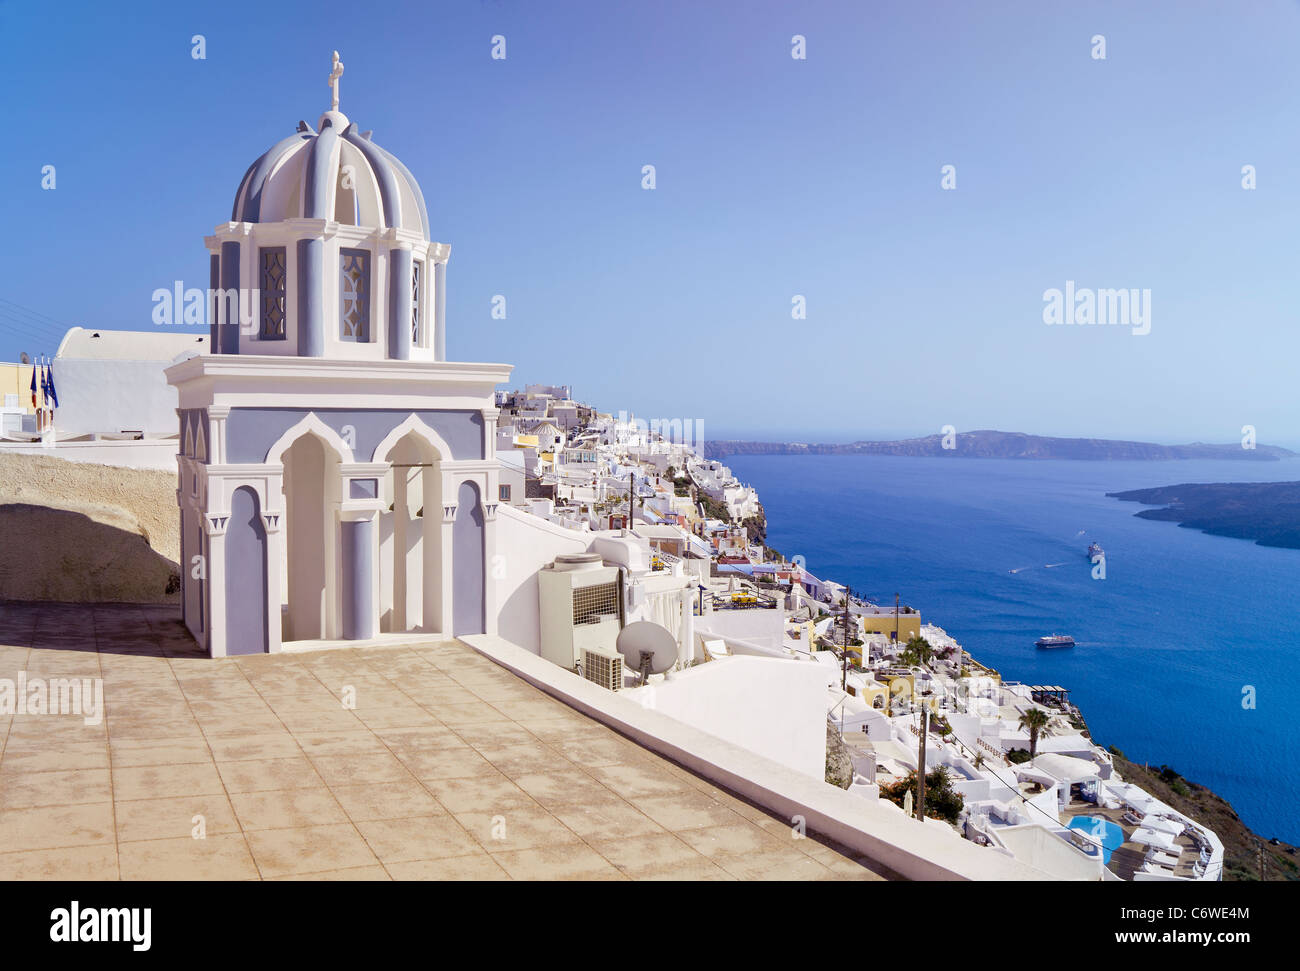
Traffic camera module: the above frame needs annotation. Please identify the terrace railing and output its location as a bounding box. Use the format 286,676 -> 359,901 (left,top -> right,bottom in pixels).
710,590 -> 779,610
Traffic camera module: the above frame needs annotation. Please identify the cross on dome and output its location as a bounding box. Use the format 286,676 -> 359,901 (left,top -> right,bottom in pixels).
328,51 -> 344,111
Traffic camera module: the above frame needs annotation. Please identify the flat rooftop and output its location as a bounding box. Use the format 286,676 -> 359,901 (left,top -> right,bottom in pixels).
0,603 -> 888,881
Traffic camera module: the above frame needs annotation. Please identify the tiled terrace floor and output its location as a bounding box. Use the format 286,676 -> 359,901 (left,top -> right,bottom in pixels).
0,603 -> 889,880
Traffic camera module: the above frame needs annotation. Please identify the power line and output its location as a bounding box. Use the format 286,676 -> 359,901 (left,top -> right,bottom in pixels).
0,323 -> 67,346
0,296 -> 74,329
0,309 -> 70,348
0,306 -> 66,335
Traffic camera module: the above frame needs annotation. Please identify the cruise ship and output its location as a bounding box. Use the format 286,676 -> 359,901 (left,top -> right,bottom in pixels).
1036,634 -> 1075,649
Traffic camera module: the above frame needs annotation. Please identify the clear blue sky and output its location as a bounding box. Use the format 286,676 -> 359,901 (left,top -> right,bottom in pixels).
3,0 -> 1299,445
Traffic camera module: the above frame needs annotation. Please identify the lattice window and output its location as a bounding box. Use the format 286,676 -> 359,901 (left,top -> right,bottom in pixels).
572,581 -> 619,626
259,247 -> 287,340
339,248 -> 371,342
411,260 -> 422,345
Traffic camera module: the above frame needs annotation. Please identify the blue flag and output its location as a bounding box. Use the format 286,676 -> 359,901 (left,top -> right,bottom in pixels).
45,362 -> 59,409
39,360 -> 49,407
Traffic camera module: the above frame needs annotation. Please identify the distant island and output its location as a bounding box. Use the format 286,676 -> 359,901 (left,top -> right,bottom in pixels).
705,430 -> 1297,462
1108,481 -> 1300,549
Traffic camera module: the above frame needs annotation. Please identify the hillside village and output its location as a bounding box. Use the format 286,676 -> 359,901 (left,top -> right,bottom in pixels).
487,384 -> 1230,881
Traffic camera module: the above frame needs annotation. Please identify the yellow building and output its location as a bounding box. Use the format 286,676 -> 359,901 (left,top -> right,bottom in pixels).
1,362 -> 36,409
0,361 -> 37,431
859,608 -> 922,644
857,678 -> 889,710
881,673 -> 915,714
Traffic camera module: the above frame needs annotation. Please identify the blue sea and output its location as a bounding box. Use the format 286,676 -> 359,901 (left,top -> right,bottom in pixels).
725,454 -> 1300,844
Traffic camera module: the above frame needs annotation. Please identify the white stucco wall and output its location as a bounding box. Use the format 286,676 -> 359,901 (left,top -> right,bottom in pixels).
697,604 -> 785,650
493,504 -> 592,654
627,655 -> 827,779
53,358 -> 179,437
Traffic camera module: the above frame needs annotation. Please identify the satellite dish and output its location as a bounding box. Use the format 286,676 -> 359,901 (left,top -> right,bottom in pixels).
19,352 -> 29,364
616,621 -> 678,685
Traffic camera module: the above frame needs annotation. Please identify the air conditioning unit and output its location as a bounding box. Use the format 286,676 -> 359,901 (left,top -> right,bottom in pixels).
580,647 -> 623,692
538,553 -> 624,671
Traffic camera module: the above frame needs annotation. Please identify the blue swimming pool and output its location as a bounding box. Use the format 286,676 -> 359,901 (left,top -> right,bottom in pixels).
1067,816 -> 1125,864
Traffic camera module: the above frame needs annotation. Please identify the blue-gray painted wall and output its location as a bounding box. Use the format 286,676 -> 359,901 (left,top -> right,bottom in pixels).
224,408 -> 484,464
453,481 -> 485,636
224,486 -> 269,655
349,478 -> 378,499
340,518 -> 375,640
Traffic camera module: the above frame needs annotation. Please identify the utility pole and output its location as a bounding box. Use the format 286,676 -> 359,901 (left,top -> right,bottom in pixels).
627,471 -> 635,528
841,585 -> 850,691
916,703 -> 928,822
894,592 -> 900,646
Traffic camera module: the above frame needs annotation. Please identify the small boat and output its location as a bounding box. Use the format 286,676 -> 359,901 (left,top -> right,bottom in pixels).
1036,634 -> 1075,649
1087,542 -> 1104,559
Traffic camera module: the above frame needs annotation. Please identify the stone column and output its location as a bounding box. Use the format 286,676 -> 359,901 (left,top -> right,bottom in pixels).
421,464 -> 442,635
207,405 -> 230,466
262,507 -> 283,653
481,407 -> 500,460
392,468 -> 408,628
297,237 -> 325,357
208,253 -> 220,349
179,503 -> 187,628
432,244 -> 450,361
340,515 -> 376,641
482,496 -> 499,636
205,512 -> 229,657
220,241 -> 240,354
437,496 -> 457,635
388,245 -> 413,360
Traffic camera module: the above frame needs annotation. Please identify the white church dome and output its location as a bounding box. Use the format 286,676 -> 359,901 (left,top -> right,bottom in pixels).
230,109 -> 430,239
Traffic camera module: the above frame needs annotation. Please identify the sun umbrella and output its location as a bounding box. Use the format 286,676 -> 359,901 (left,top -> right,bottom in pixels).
1141,816 -> 1183,836
1131,827 -> 1177,852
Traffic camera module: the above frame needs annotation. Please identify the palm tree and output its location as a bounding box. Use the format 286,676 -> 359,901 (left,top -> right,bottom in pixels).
900,635 -> 934,670
1018,707 -> 1050,760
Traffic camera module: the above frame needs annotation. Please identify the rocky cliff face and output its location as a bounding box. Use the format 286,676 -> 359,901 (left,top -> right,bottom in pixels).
825,719 -> 853,789
1109,480 -> 1300,549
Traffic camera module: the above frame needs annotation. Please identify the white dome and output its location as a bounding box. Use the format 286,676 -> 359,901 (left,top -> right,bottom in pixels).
230,114 -> 430,239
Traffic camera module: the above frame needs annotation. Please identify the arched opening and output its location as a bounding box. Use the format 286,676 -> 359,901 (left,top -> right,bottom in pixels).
280,432 -> 341,641
377,429 -> 443,634
453,480 -> 485,636
225,486 -> 268,655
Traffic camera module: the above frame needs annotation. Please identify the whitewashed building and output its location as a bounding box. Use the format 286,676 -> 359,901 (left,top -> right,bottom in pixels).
52,328 -> 209,437
167,57 -> 511,657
